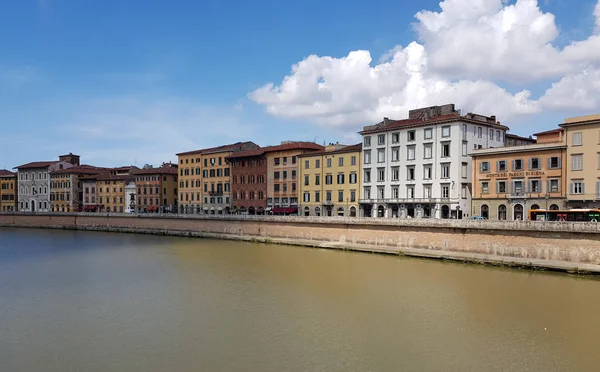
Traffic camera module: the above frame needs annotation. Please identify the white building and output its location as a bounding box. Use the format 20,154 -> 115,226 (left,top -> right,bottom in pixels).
15,161 -> 75,212
125,181 -> 137,213
359,104 -> 508,219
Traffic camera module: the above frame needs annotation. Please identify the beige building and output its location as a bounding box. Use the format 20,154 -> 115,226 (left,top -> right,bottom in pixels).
264,141 -> 324,214
176,142 -> 259,214
0,169 -> 17,212
471,128 -> 567,220
298,143 -> 361,217
559,114 -> 600,209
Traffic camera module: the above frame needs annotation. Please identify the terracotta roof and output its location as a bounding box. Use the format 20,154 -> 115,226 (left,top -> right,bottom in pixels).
505,133 -> 536,142
0,169 -> 16,177
297,143 -> 362,158
533,128 -> 564,136
131,166 -> 178,175
51,165 -> 108,175
14,161 -> 59,170
176,141 -> 258,156
97,173 -> 134,181
359,113 -> 509,135
225,148 -> 267,159
225,142 -> 325,160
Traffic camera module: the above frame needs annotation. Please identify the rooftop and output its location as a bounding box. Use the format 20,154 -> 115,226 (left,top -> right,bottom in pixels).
533,128 -> 564,136
96,173 -> 134,181
226,141 -> 324,159
176,141 -> 258,157
131,166 -> 179,175
297,143 -> 362,158
505,133 -> 535,142
0,169 -> 16,177
13,161 -> 59,170
51,165 -> 108,175
560,114 -> 600,126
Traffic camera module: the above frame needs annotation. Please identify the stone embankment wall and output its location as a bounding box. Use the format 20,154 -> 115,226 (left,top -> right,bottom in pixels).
1,213 -> 600,274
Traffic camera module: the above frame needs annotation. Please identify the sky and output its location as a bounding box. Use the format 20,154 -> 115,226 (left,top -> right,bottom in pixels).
1,0 -> 599,168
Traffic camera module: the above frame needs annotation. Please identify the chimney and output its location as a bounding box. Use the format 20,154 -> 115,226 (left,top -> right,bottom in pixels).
383,117 -> 389,125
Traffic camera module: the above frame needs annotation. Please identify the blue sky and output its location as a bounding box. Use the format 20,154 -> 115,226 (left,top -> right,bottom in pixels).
1,0 -> 599,168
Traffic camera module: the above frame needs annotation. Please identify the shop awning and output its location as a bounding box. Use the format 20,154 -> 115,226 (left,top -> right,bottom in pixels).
145,206 -> 159,212
272,207 -> 298,214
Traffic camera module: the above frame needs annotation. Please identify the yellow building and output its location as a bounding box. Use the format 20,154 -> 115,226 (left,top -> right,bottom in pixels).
96,173 -> 134,213
0,169 -> 17,212
298,143 -> 362,217
176,142 -> 258,214
50,166 -> 107,212
559,114 -> 600,209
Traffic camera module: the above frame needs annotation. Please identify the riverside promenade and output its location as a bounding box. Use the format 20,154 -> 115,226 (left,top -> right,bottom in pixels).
1,212 -> 600,274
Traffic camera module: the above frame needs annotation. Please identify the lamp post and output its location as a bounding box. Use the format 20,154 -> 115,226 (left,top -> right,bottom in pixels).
545,193 -> 550,221
346,197 -> 349,217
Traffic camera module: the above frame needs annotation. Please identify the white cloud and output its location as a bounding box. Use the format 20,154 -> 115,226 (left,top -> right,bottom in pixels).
249,0 -> 600,128
540,68 -> 600,111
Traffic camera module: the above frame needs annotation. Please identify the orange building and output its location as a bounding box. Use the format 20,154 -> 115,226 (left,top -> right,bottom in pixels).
132,163 -> 178,213
96,173 -> 135,213
471,130 -> 567,220
0,169 -> 17,212
264,141 -> 324,214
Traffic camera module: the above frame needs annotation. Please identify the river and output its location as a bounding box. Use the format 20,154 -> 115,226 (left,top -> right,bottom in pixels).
1,228 -> 599,372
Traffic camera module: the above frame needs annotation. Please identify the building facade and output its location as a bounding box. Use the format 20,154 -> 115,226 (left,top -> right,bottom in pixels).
0,169 -> 17,212
50,165 -> 106,212
265,142 -> 324,214
471,129 -> 567,220
132,163 -> 178,213
298,143 -> 362,217
559,114 -> 600,209
226,148 -> 268,214
96,174 -> 134,213
176,142 -> 259,214
15,153 -> 80,212
359,104 -> 508,219
505,133 -> 536,147
81,174 -> 101,212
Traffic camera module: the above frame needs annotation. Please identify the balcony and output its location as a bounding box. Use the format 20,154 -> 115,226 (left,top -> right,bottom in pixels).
359,198 -> 460,204
508,192 -> 526,199
209,191 -> 223,196
322,200 -> 334,206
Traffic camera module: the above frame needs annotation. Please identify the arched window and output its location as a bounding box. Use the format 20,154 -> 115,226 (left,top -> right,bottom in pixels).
441,205 -> 450,219
350,206 -> 357,217
513,204 -> 524,220
550,204 -> 559,210
315,206 -> 321,217
337,207 -> 345,217
530,204 -> 540,210
498,205 -> 507,220
304,206 -> 310,216
480,204 -> 489,219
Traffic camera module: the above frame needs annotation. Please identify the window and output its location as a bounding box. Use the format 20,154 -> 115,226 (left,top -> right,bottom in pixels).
441,143 -> 450,157
377,168 -> 385,182
274,171 -> 280,179
572,155 -> 583,171
364,150 -> 371,164
325,174 -> 333,185
461,162 -> 467,178
377,149 -> 385,163
391,167 -> 399,181
378,134 -> 385,145
441,184 -> 450,198
442,126 -> 450,138
349,173 -> 357,184
305,160 -> 310,169
327,158 -> 332,168
513,159 -> 523,171
481,181 -> 489,194
303,192 -> 310,202
490,130 -> 494,140
392,186 -> 399,199
498,160 -> 507,171
571,181 -> 584,195
274,157 -> 280,165
315,191 -> 321,202
424,128 -> 433,140
392,133 -> 399,143
392,147 -> 400,162
283,171 -> 288,179
573,132 -> 582,146
407,130 -> 416,141
377,187 -> 384,199
364,169 -> 371,183
530,179 -> 541,193
549,179 -> 559,192
407,185 -> 415,199
292,156 -> 297,164
338,157 -> 344,167
478,127 -> 482,138
423,165 -> 432,179
462,142 -> 467,156
315,174 -> 320,185
480,161 -> 490,172
423,144 -> 432,159
461,184 -> 467,199
337,173 -> 345,184
407,166 -> 415,181
274,184 -> 280,192
407,146 -> 415,160
350,190 -> 356,202
549,156 -> 561,169
497,130 -> 501,141
351,156 -> 356,166
530,158 -> 540,170
423,185 -> 432,198
304,175 -> 309,186
441,163 -> 450,178
338,191 -> 344,203
326,191 -> 332,201
497,181 -> 507,193
363,136 -> 371,147
462,124 -> 467,140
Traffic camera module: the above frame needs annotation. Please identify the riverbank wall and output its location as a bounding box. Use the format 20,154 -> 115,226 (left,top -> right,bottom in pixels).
1,213 -> 600,274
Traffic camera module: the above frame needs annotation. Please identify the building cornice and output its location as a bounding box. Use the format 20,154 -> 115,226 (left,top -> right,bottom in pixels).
471,143 -> 566,156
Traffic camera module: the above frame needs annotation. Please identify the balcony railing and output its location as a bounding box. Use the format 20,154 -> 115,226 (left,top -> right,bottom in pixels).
322,200 -> 334,206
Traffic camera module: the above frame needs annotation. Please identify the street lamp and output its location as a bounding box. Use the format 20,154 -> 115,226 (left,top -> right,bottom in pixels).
545,193 -> 550,222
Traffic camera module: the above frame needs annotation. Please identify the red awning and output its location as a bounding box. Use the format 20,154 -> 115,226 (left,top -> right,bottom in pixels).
272,207 -> 298,214
145,206 -> 159,212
